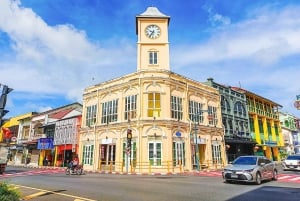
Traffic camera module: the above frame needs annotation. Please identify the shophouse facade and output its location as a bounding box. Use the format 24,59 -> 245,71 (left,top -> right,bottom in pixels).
279,112 -> 300,155
14,112 -> 37,165
79,7 -> 225,174
0,112 -> 36,165
232,87 -> 284,161
295,119 -> 300,154
53,114 -> 82,167
27,103 -> 82,167
204,78 -> 256,162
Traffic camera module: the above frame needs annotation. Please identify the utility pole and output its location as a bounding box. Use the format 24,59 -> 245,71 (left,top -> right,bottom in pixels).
192,110 -> 209,171
126,128 -> 132,173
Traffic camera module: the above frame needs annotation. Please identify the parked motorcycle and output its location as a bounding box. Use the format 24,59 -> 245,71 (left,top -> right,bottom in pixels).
65,165 -> 84,175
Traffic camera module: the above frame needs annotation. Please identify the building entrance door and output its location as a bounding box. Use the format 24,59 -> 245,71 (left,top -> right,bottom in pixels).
173,141 -> 185,166
149,142 -> 162,166
100,144 -> 116,166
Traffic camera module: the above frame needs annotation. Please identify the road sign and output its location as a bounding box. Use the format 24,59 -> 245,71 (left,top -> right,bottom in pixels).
294,100 -> 300,110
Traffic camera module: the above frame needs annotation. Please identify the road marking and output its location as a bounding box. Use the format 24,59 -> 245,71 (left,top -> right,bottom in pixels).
289,177 -> 300,181
12,184 -> 96,201
278,175 -> 293,180
8,186 -> 19,190
23,191 -> 49,200
0,169 -> 64,178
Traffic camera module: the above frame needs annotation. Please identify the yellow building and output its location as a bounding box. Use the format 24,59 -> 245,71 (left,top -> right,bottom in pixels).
80,7 -> 225,174
232,87 -> 283,161
0,112 -> 36,165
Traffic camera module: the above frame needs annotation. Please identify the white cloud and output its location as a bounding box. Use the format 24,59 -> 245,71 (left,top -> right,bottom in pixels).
173,5 -> 300,67
0,0 -> 136,101
202,4 -> 231,27
172,4 -> 300,115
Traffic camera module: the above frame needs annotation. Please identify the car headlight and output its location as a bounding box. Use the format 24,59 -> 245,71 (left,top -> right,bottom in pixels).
243,169 -> 254,173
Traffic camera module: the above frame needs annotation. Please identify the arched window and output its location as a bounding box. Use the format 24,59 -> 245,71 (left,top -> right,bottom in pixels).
221,96 -> 231,112
284,120 -> 289,127
234,101 -> 246,116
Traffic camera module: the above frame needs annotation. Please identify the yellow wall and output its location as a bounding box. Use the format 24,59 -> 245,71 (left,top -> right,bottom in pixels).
247,95 -> 283,161
0,112 -> 35,142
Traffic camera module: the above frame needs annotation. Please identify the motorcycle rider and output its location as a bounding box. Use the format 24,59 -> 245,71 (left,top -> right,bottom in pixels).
71,156 -> 79,171
66,155 -> 83,175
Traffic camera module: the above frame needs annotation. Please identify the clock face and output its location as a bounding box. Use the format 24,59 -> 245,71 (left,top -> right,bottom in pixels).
145,25 -> 161,39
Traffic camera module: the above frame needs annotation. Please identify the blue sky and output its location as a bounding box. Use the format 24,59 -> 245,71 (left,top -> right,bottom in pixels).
1,0 -> 300,118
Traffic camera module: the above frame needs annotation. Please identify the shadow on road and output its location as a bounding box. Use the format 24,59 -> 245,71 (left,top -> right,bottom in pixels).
226,186 -> 300,201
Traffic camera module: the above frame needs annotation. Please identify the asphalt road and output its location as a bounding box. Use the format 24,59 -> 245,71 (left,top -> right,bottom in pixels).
1,167 -> 300,201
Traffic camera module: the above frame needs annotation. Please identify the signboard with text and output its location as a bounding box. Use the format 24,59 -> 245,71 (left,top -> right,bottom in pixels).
37,138 -> 54,150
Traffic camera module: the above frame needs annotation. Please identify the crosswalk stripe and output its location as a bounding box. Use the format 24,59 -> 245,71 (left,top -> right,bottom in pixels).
0,169 -> 64,178
278,175 -> 293,180
289,177 -> 300,181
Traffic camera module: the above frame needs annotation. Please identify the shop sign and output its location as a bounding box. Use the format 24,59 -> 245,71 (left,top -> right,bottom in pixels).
265,141 -> 277,146
194,138 -> 206,144
27,143 -> 37,149
37,138 -> 54,150
175,131 -> 181,137
101,138 -> 113,144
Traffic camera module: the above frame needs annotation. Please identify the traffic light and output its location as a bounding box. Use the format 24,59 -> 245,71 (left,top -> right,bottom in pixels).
0,109 -> 9,117
0,119 -> 4,127
127,129 -> 132,153
127,129 -> 132,140
0,85 -> 13,120
0,85 -> 13,109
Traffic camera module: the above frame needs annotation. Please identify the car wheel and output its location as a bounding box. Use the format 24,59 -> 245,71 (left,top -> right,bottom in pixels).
255,172 -> 262,185
272,170 -> 278,181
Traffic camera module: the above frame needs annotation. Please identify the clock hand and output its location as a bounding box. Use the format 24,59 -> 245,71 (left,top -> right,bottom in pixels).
150,30 -> 155,37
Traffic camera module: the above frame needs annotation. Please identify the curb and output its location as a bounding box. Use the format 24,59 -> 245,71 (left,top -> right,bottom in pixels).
7,164 -> 222,176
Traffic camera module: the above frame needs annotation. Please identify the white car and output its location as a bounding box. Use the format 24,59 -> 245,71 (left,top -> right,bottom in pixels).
282,155 -> 300,171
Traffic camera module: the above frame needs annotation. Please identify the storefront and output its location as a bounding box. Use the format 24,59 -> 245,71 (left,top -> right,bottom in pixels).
55,144 -> 74,167
37,138 -> 54,166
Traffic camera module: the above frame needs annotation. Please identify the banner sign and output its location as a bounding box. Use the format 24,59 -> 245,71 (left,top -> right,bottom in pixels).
37,138 -> 54,149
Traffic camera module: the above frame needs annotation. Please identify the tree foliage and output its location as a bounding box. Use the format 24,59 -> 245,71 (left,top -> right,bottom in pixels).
0,182 -> 21,201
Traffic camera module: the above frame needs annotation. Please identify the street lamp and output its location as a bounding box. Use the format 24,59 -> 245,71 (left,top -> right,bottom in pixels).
192,118 -> 200,171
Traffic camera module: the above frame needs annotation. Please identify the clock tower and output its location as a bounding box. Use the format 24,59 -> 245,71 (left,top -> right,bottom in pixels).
136,7 -> 170,72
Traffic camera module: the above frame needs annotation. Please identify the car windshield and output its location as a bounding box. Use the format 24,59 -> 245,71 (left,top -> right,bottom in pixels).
232,157 -> 257,165
286,155 -> 300,160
